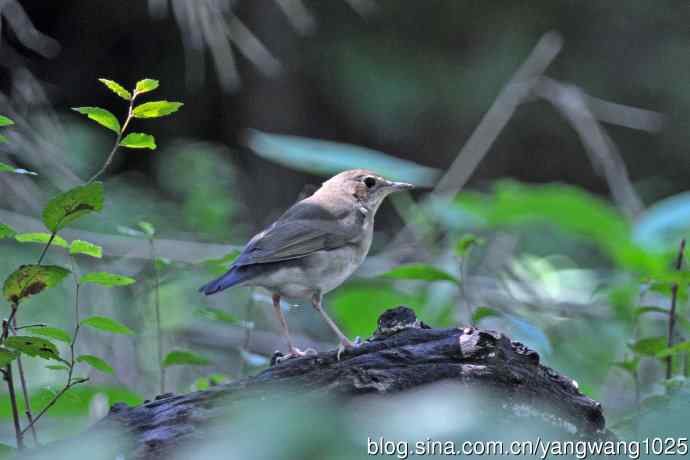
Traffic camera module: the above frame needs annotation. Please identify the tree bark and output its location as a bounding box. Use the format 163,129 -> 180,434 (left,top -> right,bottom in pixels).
25,307 -> 612,459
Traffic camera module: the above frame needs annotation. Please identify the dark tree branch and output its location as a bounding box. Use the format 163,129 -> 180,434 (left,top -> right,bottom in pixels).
25,307 -> 611,459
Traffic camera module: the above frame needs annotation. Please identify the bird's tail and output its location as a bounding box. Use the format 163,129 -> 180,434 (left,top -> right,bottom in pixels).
198,266 -> 249,295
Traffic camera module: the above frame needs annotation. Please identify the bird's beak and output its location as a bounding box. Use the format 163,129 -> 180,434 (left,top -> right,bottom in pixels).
388,180 -> 415,191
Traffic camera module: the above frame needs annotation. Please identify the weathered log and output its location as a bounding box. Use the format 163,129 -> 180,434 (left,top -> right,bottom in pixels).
25,306 -> 611,459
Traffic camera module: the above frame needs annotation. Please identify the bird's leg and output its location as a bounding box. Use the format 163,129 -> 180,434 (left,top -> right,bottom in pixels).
272,294 -> 316,360
311,293 -> 356,358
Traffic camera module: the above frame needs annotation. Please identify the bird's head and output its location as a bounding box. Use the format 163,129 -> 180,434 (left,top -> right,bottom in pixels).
320,169 -> 415,213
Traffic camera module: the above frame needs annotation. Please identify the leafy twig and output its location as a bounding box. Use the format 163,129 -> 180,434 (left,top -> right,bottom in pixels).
19,256 -> 88,436
86,94 -> 137,184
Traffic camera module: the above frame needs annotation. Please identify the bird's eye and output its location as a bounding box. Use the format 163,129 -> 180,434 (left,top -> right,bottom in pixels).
364,177 -> 377,188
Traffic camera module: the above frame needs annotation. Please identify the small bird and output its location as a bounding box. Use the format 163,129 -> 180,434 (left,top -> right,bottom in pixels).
199,169 -> 414,359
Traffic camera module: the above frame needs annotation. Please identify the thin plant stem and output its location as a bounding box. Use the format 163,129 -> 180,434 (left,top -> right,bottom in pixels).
460,247 -> 474,324
11,316 -> 39,446
666,238 -> 685,380
36,231 -> 56,265
4,364 -> 24,449
86,93 -> 137,184
149,238 -> 164,394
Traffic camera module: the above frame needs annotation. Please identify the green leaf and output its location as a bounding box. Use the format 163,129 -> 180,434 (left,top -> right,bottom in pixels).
80,272 -> 135,287
134,79 -> 159,94
0,161 -> 37,175
42,182 -> 104,232
3,264 -> 70,303
455,233 -> 485,257
0,348 -> 18,366
472,306 -> 501,323
0,134 -> 7,143
0,223 -> 16,239
656,340 -> 690,358
612,357 -> 640,376
381,263 -> 458,284
195,307 -> 239,324
72,107 -> 121,133
0,443 -> 16,459
26,326 -> 72,343
5,336 -> 60,360
120,132 -> 156,150
69,240 -> 103,258
201,250 -> 240,276
245,129 -> 440,187
45,364 -> 69,371
132,101 -> 183,118
633,306 -> 669,318
81,316 -> 134,335
162,350 -> 210,368
15,232 -> 69,248
98,78 -> 132,100
76,354 -> 113,374
0,115 -> 14,127
137,221 -> 155,236
629,336 -> 668,357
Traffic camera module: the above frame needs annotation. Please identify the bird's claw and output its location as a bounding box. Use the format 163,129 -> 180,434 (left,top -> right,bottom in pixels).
336,336 -> 362,361
272,347 -> 318,365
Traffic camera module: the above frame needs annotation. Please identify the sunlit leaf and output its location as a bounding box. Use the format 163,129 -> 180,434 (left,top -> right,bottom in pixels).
0,348 -> 17,367
134,78 -> 159,94
27,326 -> 72,343
137,221 -> 155,236
0,162 -> 37,175
472,306 -> 501,323
72,107 -> 121,133
42,182 -> 104,232
3,264 -> 70,303
15,232 -> 68,248
381,263 -> 458,284
69,240 -> 103,258
120,132 -> 156,149
5,336 -> 60,360
98,78 -> 132,100
629,336 -> 667,357
162,350 -> 210,368
195,307 -> 239,324
455,233 -> 485,257
81,272 -> 135,287
0,223 -> 16,239
0,135 -> 6,143
0,115 -> 14,127
245,129 -> 440,186
456,181 -> 666,275
81,316 -> 134,335
132,101 -> 183,118
656,340 -> 690,358
77,355 -> 113,374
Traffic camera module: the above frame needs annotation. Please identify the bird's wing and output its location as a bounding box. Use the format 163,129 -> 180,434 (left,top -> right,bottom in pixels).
234,199 -> 364,266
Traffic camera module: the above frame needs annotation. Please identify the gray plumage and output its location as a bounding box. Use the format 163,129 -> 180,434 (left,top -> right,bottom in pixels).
199,169 -> 414,359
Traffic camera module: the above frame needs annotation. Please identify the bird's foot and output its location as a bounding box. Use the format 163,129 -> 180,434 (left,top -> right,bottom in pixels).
272,346 -> 318,365
336,336 -> 362,361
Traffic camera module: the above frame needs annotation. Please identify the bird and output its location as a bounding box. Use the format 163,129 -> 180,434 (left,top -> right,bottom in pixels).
199,169 -> 414,360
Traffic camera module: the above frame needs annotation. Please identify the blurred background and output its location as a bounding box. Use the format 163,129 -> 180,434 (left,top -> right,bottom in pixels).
1,0 -> 689,455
